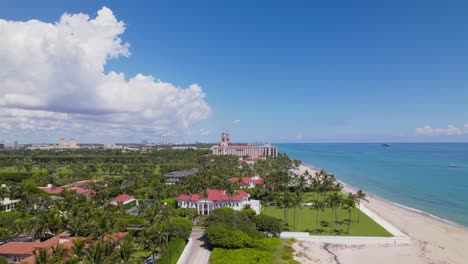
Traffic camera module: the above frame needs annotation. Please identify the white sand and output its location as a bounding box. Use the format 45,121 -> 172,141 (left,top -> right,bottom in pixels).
292,165 -> 468,264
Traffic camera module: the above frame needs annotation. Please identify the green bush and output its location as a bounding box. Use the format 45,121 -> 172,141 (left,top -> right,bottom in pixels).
157,238 -> 186,264
254,214 -> 283,237
211,248 -> 273,264
0,256 -> 7,264
206,223 -> 252,249
165,216 -> 192,241
162,198 -> 176,208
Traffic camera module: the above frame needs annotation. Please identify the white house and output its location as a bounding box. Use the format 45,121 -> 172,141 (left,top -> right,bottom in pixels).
111,194 -> 135,206
176,189 -> 261,215
229,175 -> 264,188
1,198 -> 20,212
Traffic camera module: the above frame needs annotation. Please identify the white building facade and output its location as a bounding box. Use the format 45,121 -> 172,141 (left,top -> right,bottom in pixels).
176,189 -> 261,215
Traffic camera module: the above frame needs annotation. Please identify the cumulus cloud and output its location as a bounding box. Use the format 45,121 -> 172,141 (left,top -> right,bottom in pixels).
415,125 -> 467,136
0,7 -> 211,141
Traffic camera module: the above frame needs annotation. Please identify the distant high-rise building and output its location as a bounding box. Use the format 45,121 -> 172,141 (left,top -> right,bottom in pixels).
211,132 -> 278,158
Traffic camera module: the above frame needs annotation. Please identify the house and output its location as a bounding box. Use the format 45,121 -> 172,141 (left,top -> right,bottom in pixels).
111,194 -> 135,206
0,232 -> 76,264
1,198 -> 21,212
229,175 -> 264,188
165,168 -> 199,184
176,189 -> 261,215
0,231 -> 128,264
65,180 -> 103,188
38,184 -> 90,195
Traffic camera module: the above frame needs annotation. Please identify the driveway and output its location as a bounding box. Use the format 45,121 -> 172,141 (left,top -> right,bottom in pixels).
177,229 -> 211,264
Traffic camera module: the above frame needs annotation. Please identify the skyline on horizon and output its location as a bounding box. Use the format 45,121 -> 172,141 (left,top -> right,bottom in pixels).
1,1 -> 468,144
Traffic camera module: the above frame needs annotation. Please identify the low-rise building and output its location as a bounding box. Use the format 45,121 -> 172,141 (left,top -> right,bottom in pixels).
1,198 -> 20,212
165,168 -> 199,184
176,189 -> 261,215
229,175 -> 264,188
111,194 -> 135,206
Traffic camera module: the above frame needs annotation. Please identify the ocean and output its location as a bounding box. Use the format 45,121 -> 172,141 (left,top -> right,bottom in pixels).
276,143 -> 468,227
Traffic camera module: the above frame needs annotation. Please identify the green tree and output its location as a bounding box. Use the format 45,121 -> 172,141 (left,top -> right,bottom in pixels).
355,189 -> 369,223
343,193 -> 357,233
326,192 -> 342,231
254,214 -> 283,237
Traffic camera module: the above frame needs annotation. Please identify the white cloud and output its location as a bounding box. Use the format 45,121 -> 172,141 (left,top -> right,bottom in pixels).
200,129 -> 211,136
0,7 -> 211,141
415,125 -> 465,136
232,119 -> 241,124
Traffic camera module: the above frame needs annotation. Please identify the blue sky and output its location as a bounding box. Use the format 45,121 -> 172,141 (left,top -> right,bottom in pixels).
0,0 -> 467,143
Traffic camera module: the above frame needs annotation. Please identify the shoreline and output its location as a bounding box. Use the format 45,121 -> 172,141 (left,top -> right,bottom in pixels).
293,163 -> 468,264
300,162 -> 467,230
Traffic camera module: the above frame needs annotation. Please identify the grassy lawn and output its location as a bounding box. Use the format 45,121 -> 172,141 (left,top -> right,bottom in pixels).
210,238 -> 299,264
263,205 -> 392,237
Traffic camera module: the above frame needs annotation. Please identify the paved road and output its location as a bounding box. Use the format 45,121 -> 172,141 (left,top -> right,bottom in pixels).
178,229 -> 211,264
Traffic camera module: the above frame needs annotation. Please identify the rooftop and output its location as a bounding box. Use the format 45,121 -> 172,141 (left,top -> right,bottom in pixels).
176,189 -> 249,202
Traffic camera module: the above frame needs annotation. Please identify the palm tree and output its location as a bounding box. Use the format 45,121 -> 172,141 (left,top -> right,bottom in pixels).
326,192 -> 342,232
343,193 -> 357,233
200,189 -> 209,215
70,238 -> 86,261
313,200 -> 325,233
85,240 -> 109,264
115,236 -> 135,263
33,248 -> 49,264
292,191 -> 302,232
355,190 -> 369,223
51,245 -> 67,263
225,183 -> 237,208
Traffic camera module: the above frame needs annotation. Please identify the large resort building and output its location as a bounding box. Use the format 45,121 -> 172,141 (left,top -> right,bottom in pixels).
211,133 -> 278,158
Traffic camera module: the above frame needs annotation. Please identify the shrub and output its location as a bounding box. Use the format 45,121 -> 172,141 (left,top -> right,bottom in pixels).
211,248 -> 273,264
162,198 -> 176,208
254,214 -> 283,237
165,216 -> 192,241
206,223 -> 252,249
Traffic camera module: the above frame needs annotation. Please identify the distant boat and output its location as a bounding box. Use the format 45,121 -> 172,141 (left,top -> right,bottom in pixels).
448,164 -> 457,168
381,144 -> 391,147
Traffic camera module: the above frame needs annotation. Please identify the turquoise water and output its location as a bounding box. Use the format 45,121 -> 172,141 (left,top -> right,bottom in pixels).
277,143 -> 468,227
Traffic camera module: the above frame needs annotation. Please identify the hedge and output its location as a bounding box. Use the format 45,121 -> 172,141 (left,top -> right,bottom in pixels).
211,248 -> 273,264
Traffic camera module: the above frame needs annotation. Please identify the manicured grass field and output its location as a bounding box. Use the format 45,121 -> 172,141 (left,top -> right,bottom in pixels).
263,205 -> 392,237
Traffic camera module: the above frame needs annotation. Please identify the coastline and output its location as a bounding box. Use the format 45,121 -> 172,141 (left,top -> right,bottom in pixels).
292,163 -> 468,264
301,162 -> 465,229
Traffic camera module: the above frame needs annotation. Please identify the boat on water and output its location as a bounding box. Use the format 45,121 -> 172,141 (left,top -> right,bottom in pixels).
448,164 -> 457,168
381,144 -> 391,147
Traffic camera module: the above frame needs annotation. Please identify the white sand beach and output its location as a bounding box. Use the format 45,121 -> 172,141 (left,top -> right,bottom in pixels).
292,165 -> 468,264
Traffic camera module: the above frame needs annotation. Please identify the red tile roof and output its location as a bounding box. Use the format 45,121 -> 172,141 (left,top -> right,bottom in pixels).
113,194 -> 134,203
102,232 -> 128,242
176,189 -> 249,202
38,186 -> 64,194
229,176 -> 264,185
67,179 -> 102,187
0,236 -> 59,255
38,186 -> 90,194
